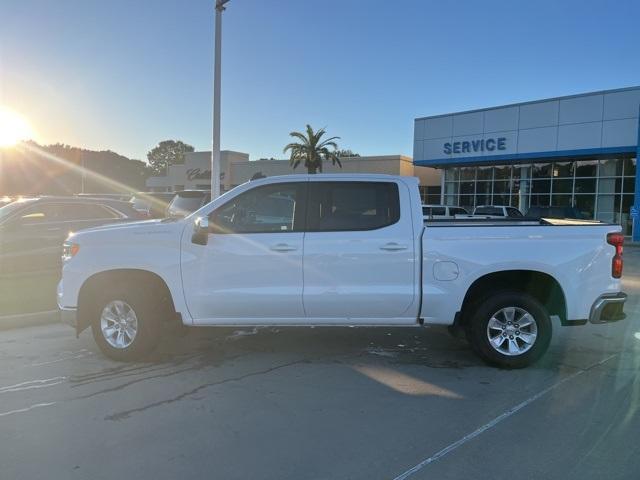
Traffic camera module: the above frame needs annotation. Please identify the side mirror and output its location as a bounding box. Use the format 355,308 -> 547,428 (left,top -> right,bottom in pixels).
191,216 -> 209,245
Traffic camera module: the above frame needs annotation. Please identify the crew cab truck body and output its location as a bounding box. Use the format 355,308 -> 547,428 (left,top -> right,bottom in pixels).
58,174 -> 627,368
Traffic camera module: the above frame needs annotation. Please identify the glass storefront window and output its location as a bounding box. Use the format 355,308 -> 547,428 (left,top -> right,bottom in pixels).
552,178 -> 573,194
553,162 -> 574,177
599,158 -> 623,177
532,163 -> 552,178
623,177 -> 635,194
444,194 -> 458,206
530,194 -> 550,207
475,182 -> 491,194
460,167 -> 476,181
574,178 -> 596,193
460,181 -> 474,195
493,181 -> 510,194
531,179 -> 551,193
623,158 -> 636,177
476,166 -> 493,180
445,168 -> 459,182
511,195 -> 522,210
494,166 -> 511,180
444,182 -> 458,195
551,195 -> 572,207
493,194 -> 509,206
440,156 -> 633,234
475,194 -> 491,206
575,195 -> 596,219
575,160 -> 598,177
596,195 -> 621,217
598,178 -> 622,195
459,195 -> 474,209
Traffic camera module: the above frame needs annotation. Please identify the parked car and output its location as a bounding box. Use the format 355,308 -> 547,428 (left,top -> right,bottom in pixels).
422,204 -> 468,219
130,192 -> 176,218
166,190 -> 211,218
76,193 -> 134,202
525,206 -> 585,220
473,205 -> 524,218
58,174 -> 626,368
0,197 -> 141,315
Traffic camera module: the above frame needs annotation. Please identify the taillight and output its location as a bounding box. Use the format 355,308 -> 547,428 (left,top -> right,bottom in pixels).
607,232 -> 624,278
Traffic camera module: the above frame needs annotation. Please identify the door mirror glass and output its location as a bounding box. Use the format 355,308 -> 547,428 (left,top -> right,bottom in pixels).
191,216 -> 210,245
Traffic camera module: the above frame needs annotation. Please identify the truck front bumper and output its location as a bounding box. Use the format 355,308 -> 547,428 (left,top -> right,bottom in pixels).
589,292 -> 627,324
59,307 -> 78,328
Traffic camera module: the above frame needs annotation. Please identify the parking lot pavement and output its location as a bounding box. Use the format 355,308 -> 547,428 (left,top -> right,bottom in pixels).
1,257 -> 639,479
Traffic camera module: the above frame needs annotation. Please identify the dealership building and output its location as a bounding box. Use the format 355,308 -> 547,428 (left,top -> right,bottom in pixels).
147,152 -> 442,203
413,86 -> 640,237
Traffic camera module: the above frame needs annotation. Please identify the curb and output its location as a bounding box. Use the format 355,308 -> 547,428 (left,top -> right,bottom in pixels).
0,310 -> 59,331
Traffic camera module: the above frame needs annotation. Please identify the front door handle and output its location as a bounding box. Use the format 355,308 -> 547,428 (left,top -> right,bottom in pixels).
380,242 -> 408,251
270,243 -> 297,252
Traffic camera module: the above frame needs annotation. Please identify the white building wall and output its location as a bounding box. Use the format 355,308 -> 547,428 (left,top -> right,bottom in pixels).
414,86 -> 640,164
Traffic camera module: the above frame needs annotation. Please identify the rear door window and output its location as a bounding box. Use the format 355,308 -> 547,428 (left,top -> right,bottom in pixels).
307,182 -> 400,232
507,207 -> 523,218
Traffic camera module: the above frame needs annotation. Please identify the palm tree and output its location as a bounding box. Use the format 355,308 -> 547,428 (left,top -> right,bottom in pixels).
283,124 -> 341,174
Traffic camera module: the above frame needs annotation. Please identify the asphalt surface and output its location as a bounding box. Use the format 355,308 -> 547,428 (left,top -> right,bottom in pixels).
1,256 -> 639,479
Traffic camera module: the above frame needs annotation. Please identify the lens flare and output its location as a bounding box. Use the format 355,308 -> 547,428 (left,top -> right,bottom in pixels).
0,106 -> 34,147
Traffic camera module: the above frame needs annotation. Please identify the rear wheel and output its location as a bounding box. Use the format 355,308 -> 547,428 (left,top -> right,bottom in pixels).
465,291 -> 551,368
91,286 -> 162,361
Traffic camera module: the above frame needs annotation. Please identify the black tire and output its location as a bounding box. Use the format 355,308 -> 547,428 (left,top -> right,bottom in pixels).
465,291 -> 552,368
90,284 -> 162,361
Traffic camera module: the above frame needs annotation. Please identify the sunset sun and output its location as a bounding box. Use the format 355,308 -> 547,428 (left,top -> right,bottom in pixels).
0,106 -> 34,147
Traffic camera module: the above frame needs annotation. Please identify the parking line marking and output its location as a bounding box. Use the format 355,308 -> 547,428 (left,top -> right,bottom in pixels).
391,354 -> 617,480
0,402 -> 56,418
0,376 -> 67,394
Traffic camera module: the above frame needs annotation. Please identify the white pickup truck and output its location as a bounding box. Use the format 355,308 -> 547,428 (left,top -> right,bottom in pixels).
58,174 -> 627,368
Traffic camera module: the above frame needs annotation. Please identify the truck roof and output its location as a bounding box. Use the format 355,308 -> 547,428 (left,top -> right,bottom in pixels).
249,173 -> 417,182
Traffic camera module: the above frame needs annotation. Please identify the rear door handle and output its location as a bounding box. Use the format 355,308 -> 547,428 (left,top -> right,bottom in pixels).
380,242 -> 408,251
270,243 -> 298,252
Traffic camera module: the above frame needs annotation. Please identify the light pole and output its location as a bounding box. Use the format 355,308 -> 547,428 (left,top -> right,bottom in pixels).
211,0 -> 230,199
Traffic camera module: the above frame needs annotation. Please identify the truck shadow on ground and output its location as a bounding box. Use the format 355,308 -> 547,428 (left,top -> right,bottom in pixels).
149,325 -> 484,369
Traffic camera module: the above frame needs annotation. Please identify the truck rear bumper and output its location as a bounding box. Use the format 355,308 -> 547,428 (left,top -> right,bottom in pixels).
589,292 -> 627,324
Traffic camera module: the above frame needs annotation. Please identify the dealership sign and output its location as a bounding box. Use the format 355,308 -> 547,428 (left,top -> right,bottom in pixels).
443,137 -> 507,155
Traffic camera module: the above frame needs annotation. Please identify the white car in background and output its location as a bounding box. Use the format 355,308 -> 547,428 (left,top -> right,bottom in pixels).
473,205 -> 524,218
422,204 -> 469,220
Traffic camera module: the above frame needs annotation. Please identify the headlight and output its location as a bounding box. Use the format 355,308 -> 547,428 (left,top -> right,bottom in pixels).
62,242 -> 80,262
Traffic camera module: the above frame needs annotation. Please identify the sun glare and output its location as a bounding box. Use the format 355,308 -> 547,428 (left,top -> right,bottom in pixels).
0,106 -> 34,147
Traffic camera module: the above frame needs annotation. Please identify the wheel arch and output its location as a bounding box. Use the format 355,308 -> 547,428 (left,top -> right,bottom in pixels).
76,269 -> 178,335
458,270 -> 567,326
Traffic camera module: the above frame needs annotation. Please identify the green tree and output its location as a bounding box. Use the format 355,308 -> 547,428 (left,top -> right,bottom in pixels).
147,140 -> 194,174
284,125 -> 341,174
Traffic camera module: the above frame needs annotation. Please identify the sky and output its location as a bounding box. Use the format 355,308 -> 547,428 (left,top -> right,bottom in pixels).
1,0 -> 639,162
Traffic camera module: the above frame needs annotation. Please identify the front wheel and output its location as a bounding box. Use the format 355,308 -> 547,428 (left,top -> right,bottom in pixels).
91,287 -> 161,361
466,291 -> 552,368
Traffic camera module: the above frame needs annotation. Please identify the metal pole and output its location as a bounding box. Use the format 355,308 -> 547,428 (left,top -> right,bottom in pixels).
211,1 -> 229,199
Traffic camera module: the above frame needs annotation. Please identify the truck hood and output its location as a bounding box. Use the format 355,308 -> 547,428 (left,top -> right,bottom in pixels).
68,218 -> 186,244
